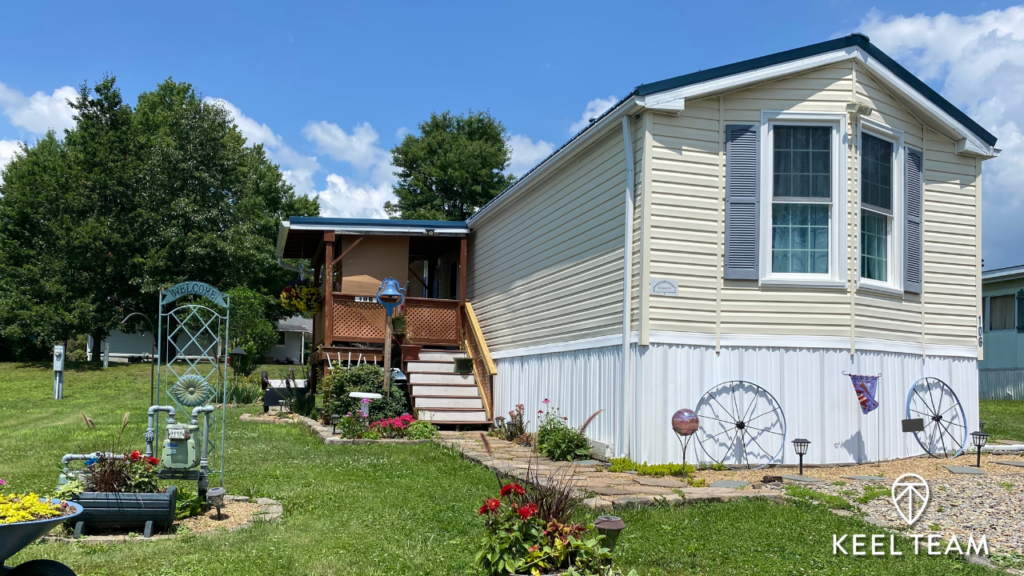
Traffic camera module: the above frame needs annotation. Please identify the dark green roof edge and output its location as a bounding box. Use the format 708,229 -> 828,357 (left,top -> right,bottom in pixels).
633,34 -> 996,147
289,217 -> 468,228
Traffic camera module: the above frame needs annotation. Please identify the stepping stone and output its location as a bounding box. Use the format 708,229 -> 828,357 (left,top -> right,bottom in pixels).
781,475 -> 821,483
591,486 -> 636,496
633,476 -> 685,488
842,475 -> 887,482
569,459 -> 601,465
992,461 -> 1024,468
945,466 -> 986,475
710,480 -> 749,489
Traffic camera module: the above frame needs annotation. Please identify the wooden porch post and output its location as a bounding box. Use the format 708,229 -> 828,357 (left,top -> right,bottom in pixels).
323,231 -> 335,347
459,236 -> 467,303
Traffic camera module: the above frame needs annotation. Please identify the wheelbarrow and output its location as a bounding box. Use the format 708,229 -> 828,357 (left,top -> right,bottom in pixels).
0,499 -> 82,575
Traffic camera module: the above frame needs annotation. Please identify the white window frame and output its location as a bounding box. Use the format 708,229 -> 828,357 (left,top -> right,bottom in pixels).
758,111 -> 848,288
857,118 -> 904,295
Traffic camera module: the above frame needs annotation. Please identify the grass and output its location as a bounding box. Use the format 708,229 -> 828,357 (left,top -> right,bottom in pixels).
782,485 -> 857,512
1,362 -> 1001,575
856,485 -> 890,504
979,399 -> 1024,442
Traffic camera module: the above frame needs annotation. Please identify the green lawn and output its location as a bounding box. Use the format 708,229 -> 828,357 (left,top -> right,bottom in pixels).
980,399 -> 1024,442
1,362 -> 998,575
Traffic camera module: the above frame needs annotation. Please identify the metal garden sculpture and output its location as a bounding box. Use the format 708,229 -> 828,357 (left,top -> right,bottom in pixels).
694,380 -> 787,470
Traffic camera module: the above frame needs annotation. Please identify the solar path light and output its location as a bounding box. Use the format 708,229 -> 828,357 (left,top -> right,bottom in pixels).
792,438 -> 810,476
207,487 -> 226,520
971,431 -> 989,468
331,414 -> 340,435
594,515 -> 626,552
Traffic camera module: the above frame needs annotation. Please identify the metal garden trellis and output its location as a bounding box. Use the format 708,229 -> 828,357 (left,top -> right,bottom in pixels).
154,281 -> 230,488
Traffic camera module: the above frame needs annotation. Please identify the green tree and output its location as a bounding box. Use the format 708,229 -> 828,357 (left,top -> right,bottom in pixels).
225,286 -> 279,377
385,110 -> 515,221
0,76 -> 319,358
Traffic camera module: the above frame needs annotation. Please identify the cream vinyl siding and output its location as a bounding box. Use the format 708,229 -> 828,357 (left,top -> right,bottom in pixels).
645,61 -> 981,348
468,129 -> 635,352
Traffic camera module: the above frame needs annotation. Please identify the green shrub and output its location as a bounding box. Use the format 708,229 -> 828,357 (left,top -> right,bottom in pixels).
224,375 -> 263,404
537,410 -> 591,461
175,485 -> 203,519
405,420 -> 439,439
608,457 -> 694,477
320,364 -> 410,421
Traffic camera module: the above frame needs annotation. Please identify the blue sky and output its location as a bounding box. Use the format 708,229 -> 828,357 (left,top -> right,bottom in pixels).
2,1 -> 1023,268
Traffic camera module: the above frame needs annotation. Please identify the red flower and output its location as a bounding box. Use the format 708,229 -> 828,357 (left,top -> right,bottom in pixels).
486,498 -> 501,512
500,483 -> 526,497
478,504 -> 489,515
145,457 -> 159,466
129,450 -> 141,461
517,503 -> 538,520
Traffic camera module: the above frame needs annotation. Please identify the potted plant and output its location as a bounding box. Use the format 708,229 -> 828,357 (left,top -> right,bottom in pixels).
454,357 -> 474,374
0,480 -> 84,574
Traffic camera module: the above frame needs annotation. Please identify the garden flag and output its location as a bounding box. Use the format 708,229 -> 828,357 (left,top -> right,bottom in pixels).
849,374 -> 879,415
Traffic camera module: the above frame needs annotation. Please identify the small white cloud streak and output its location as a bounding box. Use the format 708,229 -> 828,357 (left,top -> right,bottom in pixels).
507,134 -> 555,177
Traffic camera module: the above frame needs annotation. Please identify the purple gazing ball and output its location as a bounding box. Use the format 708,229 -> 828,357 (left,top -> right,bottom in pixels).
672,409 -> 699,436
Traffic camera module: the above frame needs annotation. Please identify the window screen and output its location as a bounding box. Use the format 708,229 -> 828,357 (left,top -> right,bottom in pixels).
772,204 -> 829,274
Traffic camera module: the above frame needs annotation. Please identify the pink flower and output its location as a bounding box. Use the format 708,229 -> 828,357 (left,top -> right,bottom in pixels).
0,478 -> 6,486
542,399 -> 550,404
538,410 -> 543,414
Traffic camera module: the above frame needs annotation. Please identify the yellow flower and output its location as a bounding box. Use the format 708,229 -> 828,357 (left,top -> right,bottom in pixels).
0,493 -> 62,524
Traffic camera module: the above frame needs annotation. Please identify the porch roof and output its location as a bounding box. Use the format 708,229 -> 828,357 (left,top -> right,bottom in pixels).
276,217 -> 469,259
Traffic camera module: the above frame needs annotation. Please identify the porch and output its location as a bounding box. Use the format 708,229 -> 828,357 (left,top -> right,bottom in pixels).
276,217 -> 495,424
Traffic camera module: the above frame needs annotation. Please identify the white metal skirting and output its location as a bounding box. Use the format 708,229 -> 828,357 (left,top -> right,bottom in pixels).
979,369 -> 1024,400
493,342 -> 979,466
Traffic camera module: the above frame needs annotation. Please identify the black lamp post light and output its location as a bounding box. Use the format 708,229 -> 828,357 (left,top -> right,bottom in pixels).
331,414 -> 340,435
594,515 -> 626,552
792,438 -> 810,476
971,430 -> 990,468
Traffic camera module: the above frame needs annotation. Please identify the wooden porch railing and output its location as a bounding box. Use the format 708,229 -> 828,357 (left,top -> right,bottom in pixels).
329,294 -> 460,346
462,302 -> 496,421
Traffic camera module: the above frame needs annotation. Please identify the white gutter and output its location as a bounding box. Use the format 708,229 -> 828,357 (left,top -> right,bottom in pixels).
620,115 -> 636,458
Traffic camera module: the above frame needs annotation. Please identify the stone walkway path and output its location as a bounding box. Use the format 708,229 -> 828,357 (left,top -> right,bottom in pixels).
438,432 -> 783,511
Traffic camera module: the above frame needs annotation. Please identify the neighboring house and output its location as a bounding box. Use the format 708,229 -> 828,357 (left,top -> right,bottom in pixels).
92,316 -> 311,363
278,34 -> 997,465
980,265 -> 1024,399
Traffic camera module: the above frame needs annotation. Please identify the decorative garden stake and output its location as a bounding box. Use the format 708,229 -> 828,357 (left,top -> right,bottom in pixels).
671,409 -> 699,474
594,515 -> 626,552
375,277 -> 407,395
971,431 -> 989,468
792,438 -> 810,475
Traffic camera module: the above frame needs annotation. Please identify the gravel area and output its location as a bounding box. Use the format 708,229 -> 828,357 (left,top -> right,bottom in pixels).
806,473 -> 1024,553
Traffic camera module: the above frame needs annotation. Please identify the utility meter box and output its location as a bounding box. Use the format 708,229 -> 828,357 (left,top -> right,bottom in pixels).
161,424 -> 200,470
53,345 -> 65,372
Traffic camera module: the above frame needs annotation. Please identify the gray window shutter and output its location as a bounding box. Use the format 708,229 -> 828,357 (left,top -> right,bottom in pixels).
1017,289 -> 1024,333
904,147 -> 924,293
724,125 -> 759,280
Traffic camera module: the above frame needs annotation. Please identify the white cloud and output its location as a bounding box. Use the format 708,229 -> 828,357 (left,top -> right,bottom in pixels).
507,134 -> 555,177
317,173 -> 395,219
0,83 -> 76,135
206,97 -> 322,197
302,121 -> 389,169
858,7 -> 1024,269
396,126 -> 409,140
0,139 -> 23,182
569,95 -> 618,134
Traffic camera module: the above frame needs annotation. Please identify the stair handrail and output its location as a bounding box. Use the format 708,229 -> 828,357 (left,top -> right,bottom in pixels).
462,302 -> 495,420
464,302 -> 496,375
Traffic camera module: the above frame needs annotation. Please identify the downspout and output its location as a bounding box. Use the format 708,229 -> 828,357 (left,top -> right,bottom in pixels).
620,116 -> 636,458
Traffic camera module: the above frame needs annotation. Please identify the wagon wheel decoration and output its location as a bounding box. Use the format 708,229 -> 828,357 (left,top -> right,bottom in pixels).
694,380 -> 787,470
906,377 -> 968,458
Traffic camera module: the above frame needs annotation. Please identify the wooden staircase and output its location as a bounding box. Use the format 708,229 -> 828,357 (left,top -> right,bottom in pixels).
408,351 -> 491,425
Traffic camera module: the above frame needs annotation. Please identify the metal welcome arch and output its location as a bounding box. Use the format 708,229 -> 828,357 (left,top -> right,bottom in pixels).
155,281 -> 230,488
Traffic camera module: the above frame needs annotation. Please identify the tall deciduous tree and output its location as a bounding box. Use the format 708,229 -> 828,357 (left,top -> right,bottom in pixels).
385,110 -> 514,221
0,76 -> 319,356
